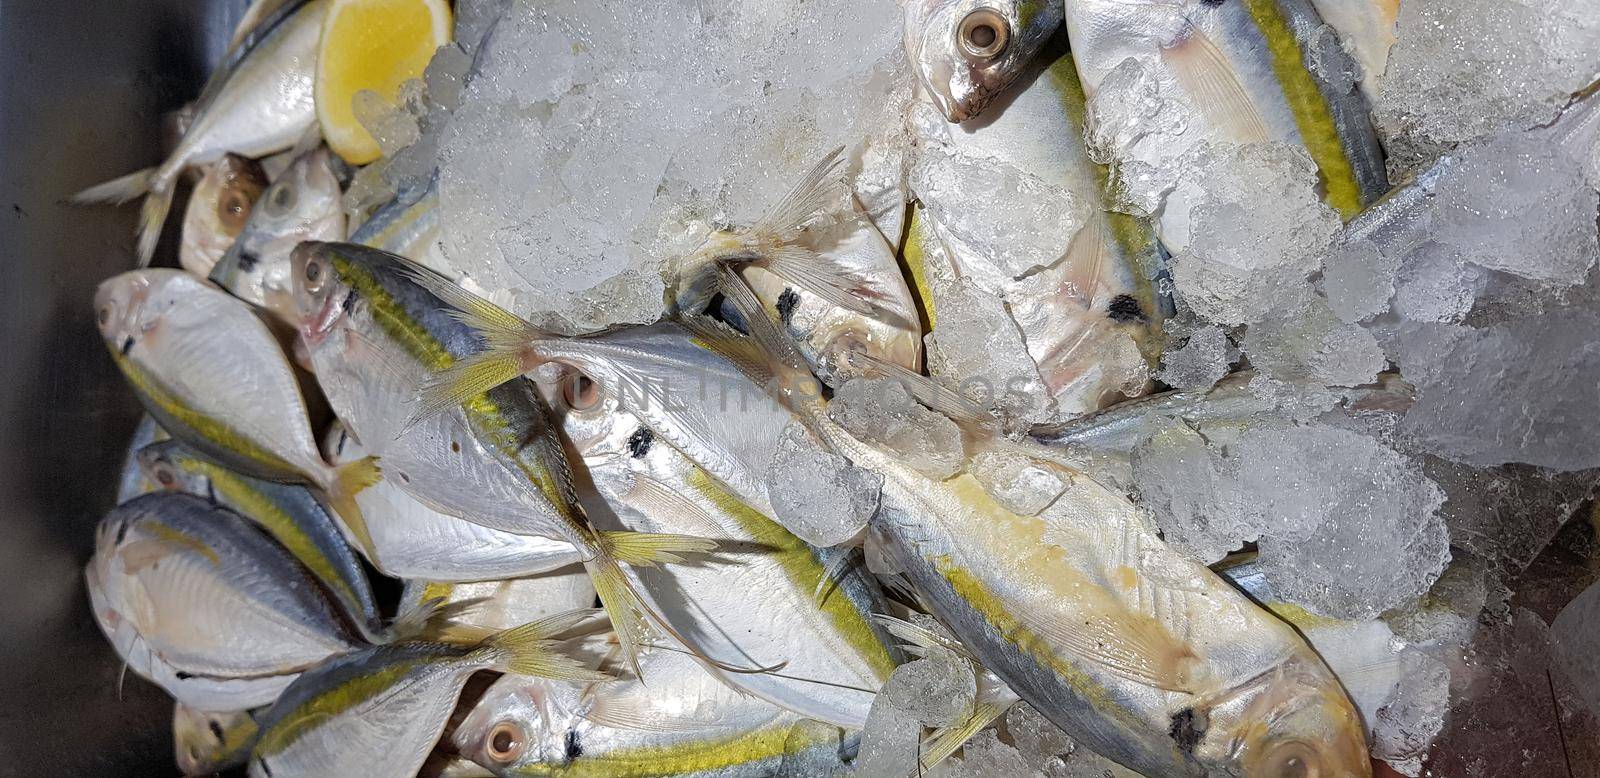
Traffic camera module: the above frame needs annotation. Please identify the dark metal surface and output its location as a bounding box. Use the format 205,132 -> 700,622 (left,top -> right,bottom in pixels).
0,2 -> 248,774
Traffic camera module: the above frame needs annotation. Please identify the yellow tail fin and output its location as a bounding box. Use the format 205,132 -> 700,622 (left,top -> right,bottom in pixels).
479,608 -> 610,681
323,456 -> 382,564
597,530 -> 717,566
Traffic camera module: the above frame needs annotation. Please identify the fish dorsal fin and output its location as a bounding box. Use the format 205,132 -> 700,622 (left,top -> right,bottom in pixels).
1161,26 -> 1272,144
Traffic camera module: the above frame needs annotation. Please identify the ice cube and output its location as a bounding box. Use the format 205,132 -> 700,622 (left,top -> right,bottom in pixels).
1387,242 -> 1487,324
1382,557 -> 1494,650
1241,290 -> 1385,390
829,377 -> 965,480
924,279 -> 1055,425
1553,578 -> 1600,719
946,729 -> 1036,778
1167,144 -> 1341,325
1130,421 -> 1255,564
853,644 -> 977,776
967,447 -> 1071,517
1321,238 -> 1400,323
1082,56 -> 1193,217
1384,310 -> 1600,470
1155,322 -> 1234,391
1372,648 -> 1451,776
764,423 -> 881,547
1004,703 -> 1072,773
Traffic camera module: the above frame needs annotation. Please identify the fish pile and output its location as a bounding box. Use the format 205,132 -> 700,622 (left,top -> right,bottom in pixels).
73,0 -> 1600,775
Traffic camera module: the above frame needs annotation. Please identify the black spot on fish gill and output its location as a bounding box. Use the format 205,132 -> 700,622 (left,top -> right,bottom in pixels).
1107,294 -> 1145,323
208,719 -> 225,742
258,758 -> 273,777
1201,0 -> 1226,6
114,521 -> 130,546
340,288 -> 360,316
776,287 -> 801,325
564,729 -> 583,760
120,336 -> 135,356
1169,708 -> 1205,753
235,250 -> 260,273
174,671 -> 194,680
627,426 -> 653,458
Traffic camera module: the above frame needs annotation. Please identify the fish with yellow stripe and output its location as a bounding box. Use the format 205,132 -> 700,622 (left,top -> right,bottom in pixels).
452,646 -> 850,777
93,269 -> 381,557
288,242 -> 719,675
174,704 -> 261,776
558,332 -> 902,727
85,492 -> 361,709
1062,0 -> 1389,235
904,13 -> 1172,419
710,270 -> 1371,776
137,439 -> 385,642
248,610 -> 608,778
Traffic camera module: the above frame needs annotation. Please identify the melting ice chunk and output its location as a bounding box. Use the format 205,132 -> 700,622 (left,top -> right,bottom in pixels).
764,423 -> 881,547
829,377 -> 965,480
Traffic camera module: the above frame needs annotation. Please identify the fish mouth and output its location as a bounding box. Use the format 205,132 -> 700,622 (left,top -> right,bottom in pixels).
301,289 -> 346,347
120,336 -> 135,356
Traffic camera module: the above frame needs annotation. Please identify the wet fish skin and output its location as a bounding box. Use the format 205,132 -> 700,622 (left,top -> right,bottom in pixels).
903,0 -> 1066,122
453,648 -> 847,778
398,571 -> 596,635
248,613 -> 605,778
137,439 -> 385,641
87,492 -> 360,681
179,154 -> 269,278
116,415 -> 170,504
72,0 -> 326,265
211,147 -> 345,327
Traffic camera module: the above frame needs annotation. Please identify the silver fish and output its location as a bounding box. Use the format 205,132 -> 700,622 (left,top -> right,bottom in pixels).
324,425 -> 584,582
350,173 -> 459,277
138,439 -> 385,641
72,0 -> 326,264
903,0 -> 1066,122
563,375 -> 901,727
94,269 -> 379,553
179,154 -> 269,278
87,492 -> 360,684
398,571 -> 597,635
452,647 -> 849,777
211,147 -> 346,327
247,612 -> 606,778
116,415 -> 170,504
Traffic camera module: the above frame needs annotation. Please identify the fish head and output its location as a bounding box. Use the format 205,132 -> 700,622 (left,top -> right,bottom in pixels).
213,148 -> 345,325
180,154 -> 267,278
455,673 -> 586,774
904,0 -> 1064,122
96,270 -> 208,357
1192,652 -> 1371,777
548,365 -> 636,467
136,440 -> 212,496
174,706 -> 257,776
289,241 -> 356,347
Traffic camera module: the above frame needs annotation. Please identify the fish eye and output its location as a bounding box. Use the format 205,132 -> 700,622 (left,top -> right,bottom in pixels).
153,465 -> 176,489
1260,740 -> 1322,778
486,720 -> 526,763
303,258 -> 325,292
97,303 -> 113,327
217,190 -> 252,231
267,182 -> 297,215
957,8 -> 1010,60
562,372 -> 602,411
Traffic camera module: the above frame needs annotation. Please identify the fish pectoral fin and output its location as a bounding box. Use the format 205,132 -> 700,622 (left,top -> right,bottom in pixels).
871,614 -> 976,662
597,530 -> 719,567
1161,26 -> 1272,144
621,475 -> 731,542
751,146 -> 848,238
757,246 -> 881,318
1030,612 -> 1199,694
480,608 -> 611,682
579,696 -> 709,734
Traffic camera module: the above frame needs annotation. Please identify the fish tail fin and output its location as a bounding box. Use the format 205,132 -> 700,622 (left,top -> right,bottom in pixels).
324,456 -> 382,563
393,264 -> 542,429
72,168 -> 170,266
478,608 -> 610,681
72,168 -> 156,205
596,530 -> 717,567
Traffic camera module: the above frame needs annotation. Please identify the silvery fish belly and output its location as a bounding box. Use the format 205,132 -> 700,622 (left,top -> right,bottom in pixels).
324,426 -> 583,581
1062,0 -> 1388,233
906,37 -> 1170,419
563,385 -> 900,728
137,439 -> 385,641
827,424 -> 1371,776
399,571 -> 596,634
211,147 -> 346,328
86,493 -> 360,681
453,648 -> 848,777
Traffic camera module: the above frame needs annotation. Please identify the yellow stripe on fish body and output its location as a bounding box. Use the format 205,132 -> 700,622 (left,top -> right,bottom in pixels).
1242,0 -> 1365,219
685,468 -> 899,681
183,455 -> 362,615
509,721 -> 827,778
253,657 -> 425,757
143,522 -> 224,568
330,255 -> 577,523
900,206 -> 940,331
114,353 -> 301,479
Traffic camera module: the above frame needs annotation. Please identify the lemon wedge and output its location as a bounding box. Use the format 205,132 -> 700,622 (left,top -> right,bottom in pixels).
316,0 -> 452,165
